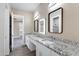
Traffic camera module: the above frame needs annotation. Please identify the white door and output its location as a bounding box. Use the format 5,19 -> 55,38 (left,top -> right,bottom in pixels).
0,3 -> 5,56
4,8 -> 9,55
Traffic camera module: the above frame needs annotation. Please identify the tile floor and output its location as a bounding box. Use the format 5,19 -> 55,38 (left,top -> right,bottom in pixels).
9,45 -> 36,56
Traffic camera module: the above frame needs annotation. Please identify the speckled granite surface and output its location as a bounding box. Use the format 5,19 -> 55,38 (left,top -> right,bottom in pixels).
26,33 -> 79,56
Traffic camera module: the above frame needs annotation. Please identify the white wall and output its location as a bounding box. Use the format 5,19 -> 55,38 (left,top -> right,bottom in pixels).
0,3 -> 10,56
47,3 -> 79,42
34,3 -> 79,42
33,3 -> 48,34
0,3 -> 5,56
4,3 -> 11,55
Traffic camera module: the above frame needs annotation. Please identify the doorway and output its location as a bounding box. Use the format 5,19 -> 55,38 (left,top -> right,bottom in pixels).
10,13 -> 24,51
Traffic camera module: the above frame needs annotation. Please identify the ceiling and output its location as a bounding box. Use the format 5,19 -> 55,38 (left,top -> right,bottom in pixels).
10,3 -> 40,12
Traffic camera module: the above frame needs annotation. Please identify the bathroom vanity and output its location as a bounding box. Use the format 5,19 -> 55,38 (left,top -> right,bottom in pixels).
25,33 -> 79,56
35,40 -> 59,56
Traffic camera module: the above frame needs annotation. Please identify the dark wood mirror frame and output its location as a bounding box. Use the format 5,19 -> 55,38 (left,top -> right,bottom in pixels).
48,7 -> 63,34
34,20 -> 39,32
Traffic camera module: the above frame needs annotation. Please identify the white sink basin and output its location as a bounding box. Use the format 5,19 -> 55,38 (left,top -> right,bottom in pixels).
40,40 -> 54,46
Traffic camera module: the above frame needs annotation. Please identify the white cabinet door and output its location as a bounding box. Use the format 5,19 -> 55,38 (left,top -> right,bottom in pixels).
36,42 -> 52,56
25,36 -> 36,51
25,36 -> 29,45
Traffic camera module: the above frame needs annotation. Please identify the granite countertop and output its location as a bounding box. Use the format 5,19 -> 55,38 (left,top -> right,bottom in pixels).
26,33 -> 79,56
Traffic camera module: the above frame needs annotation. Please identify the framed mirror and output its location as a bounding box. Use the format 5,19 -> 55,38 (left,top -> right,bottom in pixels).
34,20 -> 39,32
39,18 -> 45,34
48,7 -> 63,33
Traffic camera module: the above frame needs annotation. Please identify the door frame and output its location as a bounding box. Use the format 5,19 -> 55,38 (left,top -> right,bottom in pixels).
9,13 -> 12,52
